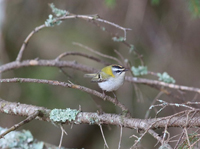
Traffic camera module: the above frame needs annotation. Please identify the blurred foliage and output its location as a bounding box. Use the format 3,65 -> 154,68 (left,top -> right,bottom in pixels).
151,0 -> 161,5
179,133 -> 198,149
151,0 -> 200,18
104,0 -> 116,8
188,0 -> 200,17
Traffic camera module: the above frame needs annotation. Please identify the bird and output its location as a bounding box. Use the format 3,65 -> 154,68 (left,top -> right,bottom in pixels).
84,64 -> 128,93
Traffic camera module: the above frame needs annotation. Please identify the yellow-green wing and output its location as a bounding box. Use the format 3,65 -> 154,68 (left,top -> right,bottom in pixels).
84,72 -> 109,82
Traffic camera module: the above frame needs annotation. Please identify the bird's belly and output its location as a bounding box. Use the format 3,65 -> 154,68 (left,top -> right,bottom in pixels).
98,77 -> 124,92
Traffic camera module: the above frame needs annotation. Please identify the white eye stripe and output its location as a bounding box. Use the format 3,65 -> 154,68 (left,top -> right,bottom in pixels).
112,68 -> 124,71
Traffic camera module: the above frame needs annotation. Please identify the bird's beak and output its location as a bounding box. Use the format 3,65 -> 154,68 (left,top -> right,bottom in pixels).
124,68 -> 129,72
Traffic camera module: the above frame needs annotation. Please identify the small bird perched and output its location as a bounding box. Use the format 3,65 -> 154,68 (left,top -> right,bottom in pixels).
84,64 -> 128,92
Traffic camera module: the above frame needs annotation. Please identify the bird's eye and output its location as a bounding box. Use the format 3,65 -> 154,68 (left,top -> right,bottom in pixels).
115,70 -> 122,74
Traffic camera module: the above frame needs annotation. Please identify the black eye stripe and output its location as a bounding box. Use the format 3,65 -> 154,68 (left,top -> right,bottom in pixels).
112,65 -> 124,69
115,70 -> 121,73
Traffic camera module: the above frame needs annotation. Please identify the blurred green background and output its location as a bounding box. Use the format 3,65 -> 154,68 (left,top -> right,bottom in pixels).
0,0 -> 200,148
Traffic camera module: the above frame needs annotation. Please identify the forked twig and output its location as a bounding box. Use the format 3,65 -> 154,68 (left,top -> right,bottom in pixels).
0,111 -> 40,138
59,125 -> 68,149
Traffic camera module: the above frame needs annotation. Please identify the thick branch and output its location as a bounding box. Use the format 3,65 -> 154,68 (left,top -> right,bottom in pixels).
1,99 -> 200,129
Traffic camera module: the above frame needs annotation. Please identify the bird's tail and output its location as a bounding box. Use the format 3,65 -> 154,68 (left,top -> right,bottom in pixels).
84,73 -> 98,78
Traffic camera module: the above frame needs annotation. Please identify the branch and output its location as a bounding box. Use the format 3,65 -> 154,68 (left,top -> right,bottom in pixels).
126,76 -> 200,94
16,25 -> 46,62
15,13 -> 131,62
0,78 -> 130,116
1,99 -> 200,130
1,59 -> 200,94
60,14 -> 131,40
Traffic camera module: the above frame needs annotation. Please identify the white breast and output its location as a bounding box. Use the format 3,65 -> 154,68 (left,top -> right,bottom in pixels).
98,72 -> 125,92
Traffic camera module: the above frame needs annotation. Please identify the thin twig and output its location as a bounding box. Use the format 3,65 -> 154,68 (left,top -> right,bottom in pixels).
60,124 -> 68,136
131,121 -> 163,148
145,91 -> 164,119
129,134 -> 139,139
174,131 -> 185,149
59,127 -> 64,149
99,124 -> 109,149
114,50 -> 124,66
184,127 -> 191,149
118,125 -> 123,149
16,25 -> 46,61
55,51 -> 110,65
126,76 -> 200,94
133,83 -> 144,103
60,14 -> 131,40
73,42 -> 122,65
151,100 -> 197,114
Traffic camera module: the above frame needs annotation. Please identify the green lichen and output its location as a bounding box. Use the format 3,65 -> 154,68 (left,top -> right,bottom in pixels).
13,108 -> 17,114
50,108 -> 80,123
112,36 -> 125,42
49,3 -> 68,17
157,72 -> 176,84
0,127 -> 65,149
3,109 -> 9,113
1,103 -> 6,108
45,3 -> 68,27
101,27 -> 105,31
89,117 -> 99,125
16,78 -> 21,82
0,127 -> 39,149
129,44 -> 134,53
131,66 -> 148,76
89,117 -> 95,125
45,14 -> 62,27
